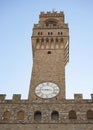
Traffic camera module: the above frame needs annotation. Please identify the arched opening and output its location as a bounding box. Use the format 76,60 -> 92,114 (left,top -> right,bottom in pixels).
46,21 -> 57,27
87,110 -> 93,119
46,38 -> 49,42
41,38 -> 44,42
56,38 -> 58,42
51,111 -> 59,121
3,111 -> 11,120
36,38 -> 39,43
17,110 -> 25,120
51,38 -> 54,42
60,38 -> 63,42
58,32 -> 60,35
69,110 -> 77,119
34,111 -> 42,121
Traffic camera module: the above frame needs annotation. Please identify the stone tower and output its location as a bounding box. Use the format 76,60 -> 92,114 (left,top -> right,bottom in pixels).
0,11 -> 93,130
29,11 -> 69,101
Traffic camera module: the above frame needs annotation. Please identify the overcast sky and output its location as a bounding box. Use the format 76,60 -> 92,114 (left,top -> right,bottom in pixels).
0,0 -> 93,99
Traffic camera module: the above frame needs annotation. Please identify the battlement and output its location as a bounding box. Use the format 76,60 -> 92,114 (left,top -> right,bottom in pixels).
0,94 -> 93,103
33,23 -> 68,29
40,11 -> 64,18
0,94 -> 28,103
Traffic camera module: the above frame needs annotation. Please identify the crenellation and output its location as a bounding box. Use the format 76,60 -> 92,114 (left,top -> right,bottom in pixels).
0,94 -> 6,102
74,94 -> 83,100
40,11 -> 64,18
13,94 -> 21,102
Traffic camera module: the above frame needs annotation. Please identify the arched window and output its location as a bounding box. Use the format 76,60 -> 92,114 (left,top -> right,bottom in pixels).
58,32 -> 60,35
41,38 -> 44,42
87,110 -> 93,119
46,38 -> 49,42
17,111 -> 25,120
69,110 -> 77,119
48,32 -> 50,35
51,38 -> 54,42
60,38 -> 63,42
38,32 -> 40,35
61,32 -> 63,35
56,38 -> 58,42
34,111 -> 42,121
3,111 -> 11,120
51,111 -> 59,121
36,38 -> 39,43
46,21 -> 57,27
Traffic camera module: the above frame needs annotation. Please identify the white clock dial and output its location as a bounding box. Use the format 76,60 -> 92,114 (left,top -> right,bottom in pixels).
35,82 -> 60,99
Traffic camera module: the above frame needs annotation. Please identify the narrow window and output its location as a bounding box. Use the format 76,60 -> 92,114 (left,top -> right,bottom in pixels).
69,110 -> 77,119
56,38 -> 58,42
51,32 -> 53,35
87,110 -> 93,119
36,38 -> 39,43
46,38 -> 49,42
38,32 -> 40,35
3,111 -> 11,120
41,38 -> 44,42
51,111 -> 59,121
17,111 -> 25,120
47,51 -> 51,54
34,111 -> 42,121
58,32 -> 60,35
60,38 -> 63,42
51,38 -> 54,42
48,32 -> 50,35
61,32 -> 63,35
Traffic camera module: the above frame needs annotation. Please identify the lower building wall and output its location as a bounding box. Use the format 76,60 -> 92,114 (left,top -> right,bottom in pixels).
0,124 -> 93,130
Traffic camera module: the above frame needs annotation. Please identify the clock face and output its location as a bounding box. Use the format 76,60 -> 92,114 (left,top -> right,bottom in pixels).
35,82 -> 60,99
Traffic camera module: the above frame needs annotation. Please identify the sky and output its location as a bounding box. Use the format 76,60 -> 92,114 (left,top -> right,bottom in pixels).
0,0 -> 93,99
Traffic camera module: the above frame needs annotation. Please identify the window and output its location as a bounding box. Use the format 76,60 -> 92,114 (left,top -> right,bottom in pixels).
46,38 -> 49,42
48,32 -> 53,35
38,32 -> 40,35
41,38 -> 44,42
17,111 -> 25,120
56,38 -> 58,42
36,38 -> 39,43
69,110 -> 77,119
34,111 -> 42,121
38,32 -> 42,35
60,38 -> 63,42
48,32 -> 50,35
46,21 -> 57,27
87,110 -> 93,119
3,111 -> 11,120
51,38 -> 54,42
58,32 -> 60,35
61,32 -> 63,35
51,111 -> 59,121
47,51 -> 51,54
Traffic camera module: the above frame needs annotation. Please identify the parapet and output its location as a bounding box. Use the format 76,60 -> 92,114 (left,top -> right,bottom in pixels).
74,94 -> 83,101
0,94 -> 6,102
39,11 -> 64,18
13,94 -> 21,102
0,94 -> 93,103
0,94 -> 22,103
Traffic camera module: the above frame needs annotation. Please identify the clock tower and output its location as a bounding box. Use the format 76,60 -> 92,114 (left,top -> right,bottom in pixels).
0,11 -> 93,130
28,11 -> 69,101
